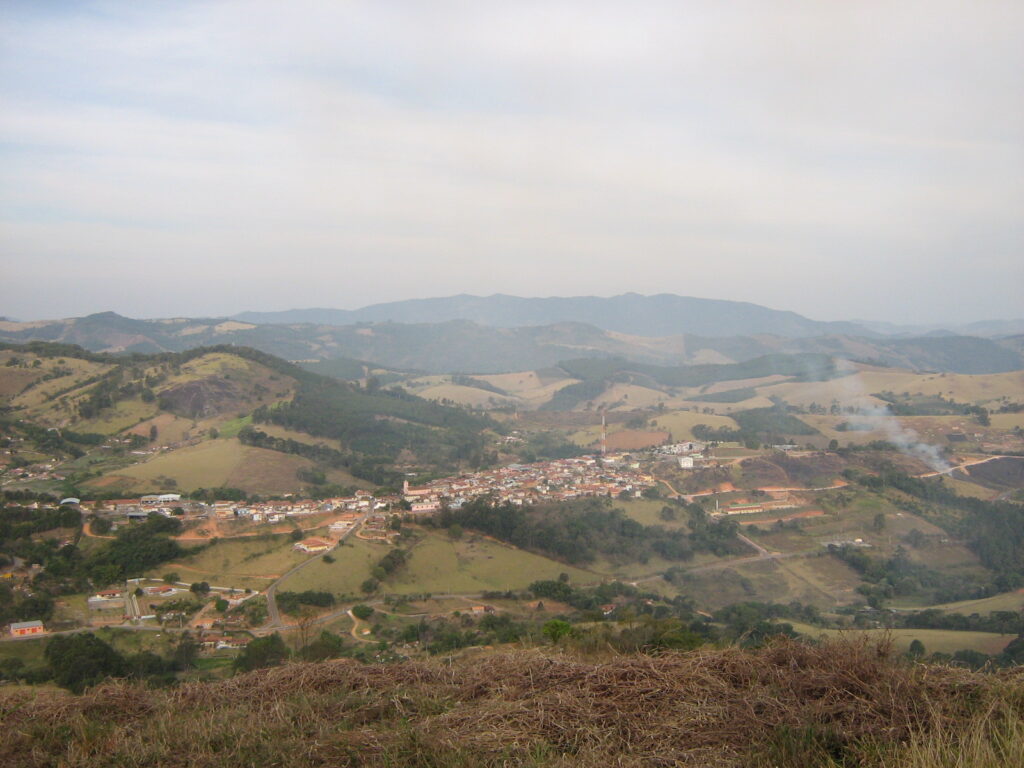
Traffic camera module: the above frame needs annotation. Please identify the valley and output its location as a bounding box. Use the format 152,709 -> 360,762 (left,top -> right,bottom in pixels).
2,318 -> 1023,696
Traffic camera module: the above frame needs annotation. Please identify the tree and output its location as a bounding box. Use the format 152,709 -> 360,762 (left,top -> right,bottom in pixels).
45,633 -> 127,693
214,598 -> 229,612
290,528 -> 304,542
233,633 -> 289,672
908,639 -> 926,658
163,572 -> 180,584
542,619 -> 573,644
190,581 -> 210,595
659,506 -> 677,522
173,633 -> 199,670
447,523 -> 463,540
360,578 -> 379,594
91,516 -> 112,535
149,425 -> 158,442
828,439 -> 839,451
872,513 -> 886,533
351,604 -> 374,620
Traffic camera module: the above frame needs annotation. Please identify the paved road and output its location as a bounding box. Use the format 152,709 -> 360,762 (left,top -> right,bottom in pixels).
263,512 -> 369,630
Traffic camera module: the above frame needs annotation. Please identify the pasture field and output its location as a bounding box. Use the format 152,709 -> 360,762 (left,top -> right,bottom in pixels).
695,374 -> 791,396
991,412 -> 1024,430
254,423 -> 345,452
757,369 -> 1024,414
786,622 -> 1016,656
0,366 -> 44,398
590,383 -> 666,410
603,429 -> 669,450
675,559 -> 795,608
216,414 -> 253,439
153,534 -> 307,589
281,530 -> 601,599
772,553 -> 864,606
0,627 -> 180,671
615,499 -> 690,528
474,371 -> 547,394
386,530 -> 598,594
473,370 -> 581,409
278,536 -> 390,596
96,438 -> 313,494
652,410 -> 740,440
674,395 -> 776,413
123,412 -> 197,445
417,383 -> 514,408
923,589 -> 1024,616
798,414 -> 888,444
943,476 -> 998,499
6,356 -> 111,413
73,398 -> 157,435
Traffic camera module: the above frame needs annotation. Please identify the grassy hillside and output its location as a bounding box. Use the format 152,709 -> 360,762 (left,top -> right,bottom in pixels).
4,639 -> 1024,767
1,342 -> 495,494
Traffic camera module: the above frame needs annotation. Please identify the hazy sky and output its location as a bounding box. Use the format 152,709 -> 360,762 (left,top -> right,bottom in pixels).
1,1 -> 1022,324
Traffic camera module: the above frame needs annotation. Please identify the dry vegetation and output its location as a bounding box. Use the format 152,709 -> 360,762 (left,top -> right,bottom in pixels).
3,638 -> 1024,767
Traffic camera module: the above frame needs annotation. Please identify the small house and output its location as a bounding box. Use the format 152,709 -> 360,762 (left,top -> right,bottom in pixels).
10,620 -> 45,637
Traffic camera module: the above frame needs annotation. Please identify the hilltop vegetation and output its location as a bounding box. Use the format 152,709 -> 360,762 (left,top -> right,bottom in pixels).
0,342 -> 495,494
4,638 -> 1024,767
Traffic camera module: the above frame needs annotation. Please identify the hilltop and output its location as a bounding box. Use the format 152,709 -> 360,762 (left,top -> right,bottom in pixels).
2,638 -> 1022,767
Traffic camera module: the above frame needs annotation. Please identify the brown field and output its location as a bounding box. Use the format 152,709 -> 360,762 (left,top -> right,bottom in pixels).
603,429 -> 669,450
0,366 -> 44,398
91,438 -> 313,494
652,410 -> 740,441
738,509 -> 825,525
417,383 -> 516,408
589,383 -> 667,410
124,413 -> 197,446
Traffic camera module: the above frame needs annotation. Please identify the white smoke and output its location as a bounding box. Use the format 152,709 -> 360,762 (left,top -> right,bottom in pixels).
852,403 -> 951,473
831,363 -> 951,473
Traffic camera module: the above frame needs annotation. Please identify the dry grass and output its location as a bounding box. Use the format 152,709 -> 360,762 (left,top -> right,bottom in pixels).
2,638 -> 1022,767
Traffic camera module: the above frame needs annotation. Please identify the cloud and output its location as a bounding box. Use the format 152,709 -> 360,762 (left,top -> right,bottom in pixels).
1,1 -> 1022,322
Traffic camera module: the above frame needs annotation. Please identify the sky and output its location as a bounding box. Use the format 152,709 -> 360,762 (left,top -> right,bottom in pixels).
1,1 -> 1022,325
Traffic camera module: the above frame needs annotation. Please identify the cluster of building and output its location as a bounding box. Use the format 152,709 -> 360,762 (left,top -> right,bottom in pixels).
400,453 -> 656,513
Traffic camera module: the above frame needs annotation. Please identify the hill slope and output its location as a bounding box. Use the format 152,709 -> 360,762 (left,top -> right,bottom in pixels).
3,314 -> 1022,374
2,639 -> 1017,768
0,342 -> 493,493
236,292 -> 874,338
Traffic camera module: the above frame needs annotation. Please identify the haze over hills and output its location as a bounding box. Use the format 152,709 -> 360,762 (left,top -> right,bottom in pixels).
1,308 -> 1023,375
234,293 -> 876,338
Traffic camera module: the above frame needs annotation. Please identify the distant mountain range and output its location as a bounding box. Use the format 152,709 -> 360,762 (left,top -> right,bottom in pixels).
234,293 -> 876,339
1,308 -> 1022,375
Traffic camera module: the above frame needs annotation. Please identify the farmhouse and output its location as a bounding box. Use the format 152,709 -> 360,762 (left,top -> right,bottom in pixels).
293,537 -> 332,553
10,620 -> 45,637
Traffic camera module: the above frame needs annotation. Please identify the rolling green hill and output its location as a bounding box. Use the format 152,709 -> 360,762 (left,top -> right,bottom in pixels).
0,342 -> 494,494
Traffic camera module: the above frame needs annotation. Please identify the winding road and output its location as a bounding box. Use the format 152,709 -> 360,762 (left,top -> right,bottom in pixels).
263,512 -> 369,631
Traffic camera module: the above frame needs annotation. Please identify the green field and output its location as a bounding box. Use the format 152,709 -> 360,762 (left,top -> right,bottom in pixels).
924,590 -> 1024,616
281,530 -> 599,598
786,621 -> 1016,656
73,398 -> 158,435
0,627 -> 178,669
151,534 -> 309,589
277,536 -> 385,596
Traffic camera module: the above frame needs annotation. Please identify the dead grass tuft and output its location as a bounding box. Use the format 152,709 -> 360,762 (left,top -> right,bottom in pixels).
2,638 -> 1022,767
